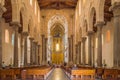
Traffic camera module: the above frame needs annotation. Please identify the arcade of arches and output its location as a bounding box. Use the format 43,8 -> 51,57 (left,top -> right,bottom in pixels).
0,0 -> 120,70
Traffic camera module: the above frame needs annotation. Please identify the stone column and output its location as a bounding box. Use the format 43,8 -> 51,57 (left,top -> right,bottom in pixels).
38,44 -> 40,65
81,37 -> 86,65
32,41 -> 36,65
78,41 -> 81,65
45,38 -> 48,64
11,22 -> 21,67
36,42 -> 39,65
68,37 -> 71,62
23,32 -> 28,66
0,5 -> 6,68
71,35 -> 74,62
41,35 -> 45,64
87,31 -> 93,66
110,2 -> 120,67
75,44 -> 78,64
34,41 -> 38,65
76,44 -> 79,64
95,21 -> 104,67
29,37 -> 34,65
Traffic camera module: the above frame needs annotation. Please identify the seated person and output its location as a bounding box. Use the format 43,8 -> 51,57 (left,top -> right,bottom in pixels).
72,64 -> 78,70
2,61 -> 6,69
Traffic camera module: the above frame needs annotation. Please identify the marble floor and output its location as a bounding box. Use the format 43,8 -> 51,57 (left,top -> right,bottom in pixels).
47,68 -> 70,80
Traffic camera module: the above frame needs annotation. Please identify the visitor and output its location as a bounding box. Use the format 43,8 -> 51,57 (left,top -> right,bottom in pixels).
2,61 -> 6,69
72,64 -> 78,70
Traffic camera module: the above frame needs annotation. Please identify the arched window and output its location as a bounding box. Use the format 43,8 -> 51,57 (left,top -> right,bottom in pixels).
38,11 -> 40,23
83,0 -> 86,6
35,1 -> 37,15
96,38 -> 98,48
12,33 -> 14,45
79,0 -> 81,16
102,34 -> 104,45
30,0 -> 32,6
5,29 -> 9,43
106,30 -> 110,42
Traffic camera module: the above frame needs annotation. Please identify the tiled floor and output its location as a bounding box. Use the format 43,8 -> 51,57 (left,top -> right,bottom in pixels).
47,68 -> 70,80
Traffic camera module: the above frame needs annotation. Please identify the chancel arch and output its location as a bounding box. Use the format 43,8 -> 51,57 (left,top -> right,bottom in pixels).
48,14 -> 68,64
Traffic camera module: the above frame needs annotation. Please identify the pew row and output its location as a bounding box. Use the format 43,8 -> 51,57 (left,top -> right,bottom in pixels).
21,67 -> 53,80
0,66 -> 53,80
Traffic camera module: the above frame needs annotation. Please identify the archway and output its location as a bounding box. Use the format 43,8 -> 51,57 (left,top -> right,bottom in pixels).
48,14 -> 68,65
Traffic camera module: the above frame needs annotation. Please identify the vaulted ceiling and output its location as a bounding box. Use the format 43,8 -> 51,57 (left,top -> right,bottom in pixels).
37,0 -> 78,9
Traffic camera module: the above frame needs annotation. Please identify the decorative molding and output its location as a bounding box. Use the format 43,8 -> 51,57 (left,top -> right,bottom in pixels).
110,2 -> 120,17
94,21 -> 105,27
0,4 -> 6,18
10,21 -> 21,27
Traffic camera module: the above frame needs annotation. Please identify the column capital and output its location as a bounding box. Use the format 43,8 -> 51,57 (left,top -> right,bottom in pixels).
29,37 -> 34,41
22,32 -> 29,37
78,41 -> 81,44
71,35 -> 74,37
10,22 -> 21,28
95,21 -> 105,27
81,37 -> 86,42
110,2 -> 120,17
42,15 -> 46,18
70,14 -> 74,18
87,31 -> 94,36
41,34 -> 45,37
38,44 -> 40,46
33,40 -> 38,44
0,4 -> 6,18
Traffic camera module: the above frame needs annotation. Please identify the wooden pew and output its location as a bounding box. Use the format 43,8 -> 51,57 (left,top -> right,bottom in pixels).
0,69 -> 1,80
95,68 -> 104,79
71,69 -> 95,80
0,68 -> 21,80
1,69 -> 15,80
118,69 -> 120,79
103,69 -> 118,79
21,67 -> 52,80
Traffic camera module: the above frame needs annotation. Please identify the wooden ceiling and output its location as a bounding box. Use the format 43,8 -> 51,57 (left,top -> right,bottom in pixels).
2,0 -> 12,23
104,0 -> 113,22
37,0 -> 78,9
2,0 -> 113,32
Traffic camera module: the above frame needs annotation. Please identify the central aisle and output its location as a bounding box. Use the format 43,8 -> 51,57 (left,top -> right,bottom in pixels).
47,68 -> 70,80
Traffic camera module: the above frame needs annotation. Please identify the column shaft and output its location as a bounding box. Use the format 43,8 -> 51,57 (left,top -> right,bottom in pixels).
68,37 -> 71,62
71,35 -> 73,62
88,32 -> 93,66
23,34 -> 28,66
82,37 -> 86,65
0,6 -> 6,68
78,42 -> 81,65
38,45 -> 40,65
111,3 -> 120,67
41,35 -> 45,64
96,22 -> 104,67
29,37 -> 34,65
12,23 -> 20,67
35,42 -> 38,65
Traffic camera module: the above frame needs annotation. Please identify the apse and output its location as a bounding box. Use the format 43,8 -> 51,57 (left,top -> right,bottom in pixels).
47,14 -> 68,64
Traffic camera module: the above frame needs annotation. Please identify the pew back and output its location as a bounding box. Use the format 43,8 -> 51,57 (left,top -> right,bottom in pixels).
103,69 -> 118,79
71,69 -> 95,79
